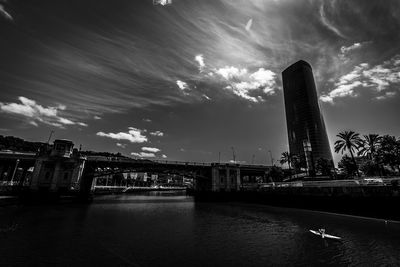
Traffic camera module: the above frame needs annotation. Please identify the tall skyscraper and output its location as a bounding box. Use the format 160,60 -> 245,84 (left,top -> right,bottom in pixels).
282,60 -> 332,171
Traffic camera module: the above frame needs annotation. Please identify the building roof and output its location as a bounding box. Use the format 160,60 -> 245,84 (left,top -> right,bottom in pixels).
282,60 -> 312,74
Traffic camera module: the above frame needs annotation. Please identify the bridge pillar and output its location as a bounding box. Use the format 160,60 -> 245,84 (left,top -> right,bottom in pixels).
79,165 -> 95,201
211,165 -> 241,192
30,159 -> 44,191
49,161 -> 62,192
211,166 -> 219,192
226,168 -> 231,191
227,167 -> 241,192
18,167 -> 29,187
235,168 -> 241,191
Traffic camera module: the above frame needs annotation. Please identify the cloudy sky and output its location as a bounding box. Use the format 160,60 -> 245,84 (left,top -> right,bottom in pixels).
1,0 -> 399,164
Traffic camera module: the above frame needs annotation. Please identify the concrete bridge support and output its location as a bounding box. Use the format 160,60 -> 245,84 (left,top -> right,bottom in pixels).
78,165 -> 96,201
211,164 -> 241,192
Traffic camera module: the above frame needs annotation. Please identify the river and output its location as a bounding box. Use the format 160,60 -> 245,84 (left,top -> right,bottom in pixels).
0,191 -> 399,266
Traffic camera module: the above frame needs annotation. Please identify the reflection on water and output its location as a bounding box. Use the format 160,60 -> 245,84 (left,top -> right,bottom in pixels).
0,191 -> 399,266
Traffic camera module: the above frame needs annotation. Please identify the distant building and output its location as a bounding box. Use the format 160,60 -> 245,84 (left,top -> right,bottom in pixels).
282,60 -> 333,173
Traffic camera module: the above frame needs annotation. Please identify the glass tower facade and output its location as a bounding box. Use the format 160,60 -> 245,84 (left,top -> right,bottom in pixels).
282,60 -> 332,168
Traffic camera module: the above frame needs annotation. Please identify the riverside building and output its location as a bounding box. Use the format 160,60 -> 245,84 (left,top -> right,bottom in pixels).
282,60 -> 333,174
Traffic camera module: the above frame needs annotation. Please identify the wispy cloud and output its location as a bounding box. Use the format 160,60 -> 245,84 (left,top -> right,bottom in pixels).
176,80 -> 189,94
319,3 -> 345,38
213,66 -> 277,102
215,66 -> 248,80
202,94 -> 211,100
141,147 -> 160,153
0,97 -> 87,128
153,0 -> 172,6
375,91 -> 396,100
0,3 -> 13,21
245,18 -> 253,32
321,55 -> 400,103
339,41 -> 371,62
131,146 -> 162,158
340,43 -> 362,54
116,143 -> 127,148
131,152 -> 156,158
97,127 -> 148,143
150,130 -> 164,137
194,54 -> 205,72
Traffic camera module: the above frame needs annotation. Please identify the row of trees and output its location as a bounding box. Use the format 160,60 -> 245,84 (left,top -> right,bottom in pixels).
279,131 -> 400,179
0,135 -> 45,152
335,131 -> 400,177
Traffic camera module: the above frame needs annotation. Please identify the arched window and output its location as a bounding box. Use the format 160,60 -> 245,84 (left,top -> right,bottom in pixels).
64,172 -> 69,180
45,172 -> 50,180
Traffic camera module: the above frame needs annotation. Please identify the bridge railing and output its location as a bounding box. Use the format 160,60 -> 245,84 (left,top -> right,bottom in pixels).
86,156 -> 213,166
259,177 -> 400,188
0,181 -> 20,186
150,160 -> 212,166
86,156 -> 273,168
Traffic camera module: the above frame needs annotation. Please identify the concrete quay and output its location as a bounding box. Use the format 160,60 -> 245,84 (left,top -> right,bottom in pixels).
190,178 -> 400,221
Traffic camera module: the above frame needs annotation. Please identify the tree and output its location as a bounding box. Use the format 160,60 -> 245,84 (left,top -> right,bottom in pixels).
358,134 -> 382,176
268,166 -> 284,182
377,135 -> 400,174
315,158 -> 333,176
290,154 -> 307,174
338,155 -> 357,177
358,134 -> 381,159
359,159 -> 378,176
334,130 -> 362,177
280,151 -> 292,171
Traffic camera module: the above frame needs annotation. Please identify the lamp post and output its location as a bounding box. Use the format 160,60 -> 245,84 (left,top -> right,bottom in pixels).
268,150 -> 274,166
231,147 -> 236,164
10,159 -> 20,185
47,130 -> 54,144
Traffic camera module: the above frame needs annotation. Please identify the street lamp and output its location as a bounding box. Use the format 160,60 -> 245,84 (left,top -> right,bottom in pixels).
231,147 -> 236,163
10,159 -> 20,185
268,150 -> 274,166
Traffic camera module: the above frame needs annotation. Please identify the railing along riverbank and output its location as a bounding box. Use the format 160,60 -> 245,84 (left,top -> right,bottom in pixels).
257,177 -> 400,189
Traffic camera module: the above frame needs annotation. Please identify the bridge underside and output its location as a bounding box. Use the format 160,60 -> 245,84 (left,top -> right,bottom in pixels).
0,153 -> 274,199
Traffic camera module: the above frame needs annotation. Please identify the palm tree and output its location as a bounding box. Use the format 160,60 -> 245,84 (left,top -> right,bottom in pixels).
280,151 -> 292,171
358,134 -> 382,176
358,134 -> 382,159
334,130 -> 362,177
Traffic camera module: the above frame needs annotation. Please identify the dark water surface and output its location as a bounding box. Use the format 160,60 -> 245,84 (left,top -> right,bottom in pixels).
1,191 -> 399,266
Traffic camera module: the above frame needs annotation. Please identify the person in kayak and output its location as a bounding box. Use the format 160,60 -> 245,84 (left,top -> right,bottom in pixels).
318,228 -> 326,238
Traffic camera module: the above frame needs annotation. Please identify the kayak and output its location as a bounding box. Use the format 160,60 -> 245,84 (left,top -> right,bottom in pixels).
309,230 -> 341,240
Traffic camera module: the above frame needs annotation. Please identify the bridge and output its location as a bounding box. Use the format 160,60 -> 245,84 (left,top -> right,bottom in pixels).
0,140 -> 275,199
81,156 -> 274,197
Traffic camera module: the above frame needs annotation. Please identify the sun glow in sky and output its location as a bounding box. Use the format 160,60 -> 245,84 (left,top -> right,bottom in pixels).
0,0 -> 400,164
